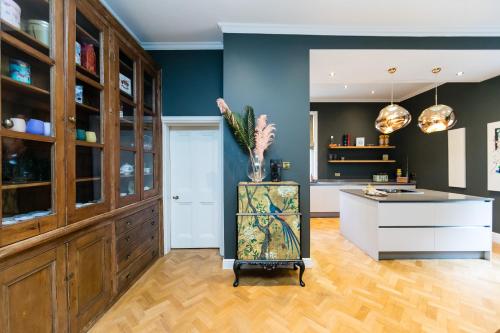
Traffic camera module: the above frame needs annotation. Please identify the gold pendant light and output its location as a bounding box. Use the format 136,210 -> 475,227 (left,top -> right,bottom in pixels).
418,67 -> 457,134
375,67 -> 412,134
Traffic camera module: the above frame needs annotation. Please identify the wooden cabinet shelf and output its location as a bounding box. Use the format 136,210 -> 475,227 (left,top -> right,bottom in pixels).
76,102 -> 100,113
0,129 -> 55,143
1,19 -> 50,53
75,177 -> 101,183
120,93 -> 135,106
2,181 -> 52,190
76,70 -> 103,90
328,160 -> 396,164
76,23 -> 100,46
1,31 -> 54,66
76,64 -> 100,84
1,75 -> 50,96
329,145 -> 395,149
75,140 -> 104,148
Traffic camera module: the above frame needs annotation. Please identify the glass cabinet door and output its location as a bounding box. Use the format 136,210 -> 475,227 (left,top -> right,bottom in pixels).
116,43 -> 140,206
141,65 -> 159,198
0,0 -> 64,245
67,1 -> 110,222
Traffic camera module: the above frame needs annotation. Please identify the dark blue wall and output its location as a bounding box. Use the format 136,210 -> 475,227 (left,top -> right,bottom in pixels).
150,50 -> 223,116
223,34 -> 500,259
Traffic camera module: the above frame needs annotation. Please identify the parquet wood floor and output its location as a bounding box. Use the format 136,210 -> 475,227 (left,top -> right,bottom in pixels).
90,218 -> 500,333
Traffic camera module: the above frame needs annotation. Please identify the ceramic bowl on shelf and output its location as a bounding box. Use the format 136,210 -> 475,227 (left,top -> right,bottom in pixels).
43,122 -> 51,136
1,0 -> 21,28
24,19 -> 50,47
10,117 -> 26,132
76,129 -> 86,140
26,119 -> 44,135
85,131 -> 97,143
120,163 -> 134,176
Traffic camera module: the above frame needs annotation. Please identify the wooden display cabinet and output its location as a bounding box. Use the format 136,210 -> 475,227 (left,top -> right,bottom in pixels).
114,37 -> 141,207
66,0 -> 111,223
0,0 -> 65,246
141,62 -> 160,199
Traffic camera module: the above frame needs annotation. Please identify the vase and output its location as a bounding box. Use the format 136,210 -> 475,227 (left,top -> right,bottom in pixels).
247,153 -> 266,182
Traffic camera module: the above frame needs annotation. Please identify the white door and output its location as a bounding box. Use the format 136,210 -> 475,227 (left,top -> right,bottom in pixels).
169,126 -> 219,248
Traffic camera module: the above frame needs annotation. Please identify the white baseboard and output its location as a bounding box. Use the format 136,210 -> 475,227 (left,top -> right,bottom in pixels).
222,258 -> 313,270
493,232 -> 500,244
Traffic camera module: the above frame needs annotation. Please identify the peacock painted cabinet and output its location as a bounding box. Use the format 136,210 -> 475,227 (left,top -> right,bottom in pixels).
233,181 -> 305,287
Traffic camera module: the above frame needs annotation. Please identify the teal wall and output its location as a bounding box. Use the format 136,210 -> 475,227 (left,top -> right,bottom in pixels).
223,34 -> 500,259
150,50 -> 223,116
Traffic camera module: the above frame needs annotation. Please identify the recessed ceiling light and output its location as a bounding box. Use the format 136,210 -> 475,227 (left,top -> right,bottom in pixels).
329,72 -> 335,77
371,90 -> 375,94
456,71 -> 464,76
344,85 -> 348,89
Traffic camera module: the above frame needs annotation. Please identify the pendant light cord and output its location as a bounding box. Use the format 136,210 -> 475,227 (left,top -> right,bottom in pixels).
435,84 -> 438,106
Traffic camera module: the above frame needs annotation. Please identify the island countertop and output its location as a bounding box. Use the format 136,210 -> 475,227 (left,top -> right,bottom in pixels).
341,189 -> 494,202
311,179 -> 416,186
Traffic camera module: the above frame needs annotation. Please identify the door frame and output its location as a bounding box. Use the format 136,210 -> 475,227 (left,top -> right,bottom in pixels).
162,116 -> 224,256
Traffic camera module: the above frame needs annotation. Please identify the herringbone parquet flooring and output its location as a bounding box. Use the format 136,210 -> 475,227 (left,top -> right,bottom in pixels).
90,218 -> 500,333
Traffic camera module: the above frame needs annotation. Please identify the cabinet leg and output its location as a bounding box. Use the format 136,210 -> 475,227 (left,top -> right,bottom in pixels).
298,261 -> 305,287
233,261 -> 241,287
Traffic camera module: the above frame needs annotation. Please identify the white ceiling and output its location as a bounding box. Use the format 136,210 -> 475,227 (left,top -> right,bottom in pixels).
310,50 -> 500,102
100,0 -> 500,49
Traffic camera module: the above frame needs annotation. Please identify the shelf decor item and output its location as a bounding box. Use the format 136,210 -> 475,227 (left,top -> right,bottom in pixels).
43,122 -> 51,136
76,129 -> 86,140
85,131 -> 97,143
375,67 -> 412,134
9,59 -> 31,84
1,0 -> 21,28
75,41 -> 81,65
356,137 -> 365,146
81,43 -> 96,74
26,119 -> 44,135
418,67 -> 456,134
119,73 -> 132,95
24,20 -> 50,47
233,182 -> 305,287
10,117 -> 26,132
75,85 -> 83,103
217,98 -> 276,182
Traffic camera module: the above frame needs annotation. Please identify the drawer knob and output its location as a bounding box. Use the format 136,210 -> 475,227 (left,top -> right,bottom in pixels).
126,254 -> 131,259
126,273 -> 130,279
151,251 -> 156,257
126,221 -> 131,226
125,236 -> 130,242
151,235 -> 155,240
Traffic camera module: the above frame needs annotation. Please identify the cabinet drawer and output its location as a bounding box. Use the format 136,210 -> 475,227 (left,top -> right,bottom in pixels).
435,227 -> 491,251
115,205 -> 157,236
117,225 -> 158,272
378,228 -> 435,252
117,245 -> 158,293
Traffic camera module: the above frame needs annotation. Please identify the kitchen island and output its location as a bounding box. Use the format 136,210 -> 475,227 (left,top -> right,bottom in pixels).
340,189 -> 494,260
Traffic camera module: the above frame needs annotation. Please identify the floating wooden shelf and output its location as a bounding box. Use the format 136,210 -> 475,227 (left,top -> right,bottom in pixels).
76,177 -> 101,183
76,140 -> 103,148
76,102 -> 100,113
76,64 -> 100,83
328,160 -> 396,164
329,145 -> 395,149
1,32 -> 54,66
0,129 -> 55,143
1,76 -> 50,96
2,181 -> 51,190
76,70 -> 103,90
1,19 -> 50,53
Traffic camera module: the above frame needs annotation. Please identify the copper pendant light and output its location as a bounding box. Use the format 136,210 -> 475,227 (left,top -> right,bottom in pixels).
418,67 -> 456,134
375,67 -> 412,134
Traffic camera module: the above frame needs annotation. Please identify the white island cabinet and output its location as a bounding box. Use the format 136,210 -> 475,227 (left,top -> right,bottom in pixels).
340,189 -> 494,260
310,181 -> 416,215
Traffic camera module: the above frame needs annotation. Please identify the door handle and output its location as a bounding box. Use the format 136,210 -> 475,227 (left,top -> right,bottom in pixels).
172,195 -> 179,200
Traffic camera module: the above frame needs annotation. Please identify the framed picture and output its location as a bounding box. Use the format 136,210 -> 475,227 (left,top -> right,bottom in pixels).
356,137 -> 365,147
487,121 -> 500,191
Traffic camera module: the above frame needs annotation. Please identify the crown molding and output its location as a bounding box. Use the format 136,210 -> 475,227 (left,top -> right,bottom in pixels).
99,0 -> 142,44
218,22 -> 500,37
142,42 -> 224,50
310,97 -> 393,103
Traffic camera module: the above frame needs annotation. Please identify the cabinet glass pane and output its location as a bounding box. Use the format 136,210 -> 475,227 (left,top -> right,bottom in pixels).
2,139 -> 52,224
143,72 -> 153,111
143,153 -> 154,191
76,146 -> 102,207
119,151 -> 135,197
1,0 -> 52,56
119,102 -> 135,148
119,52 -> 133,98
75,10 -> 100,79
143,114 -> 154,151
